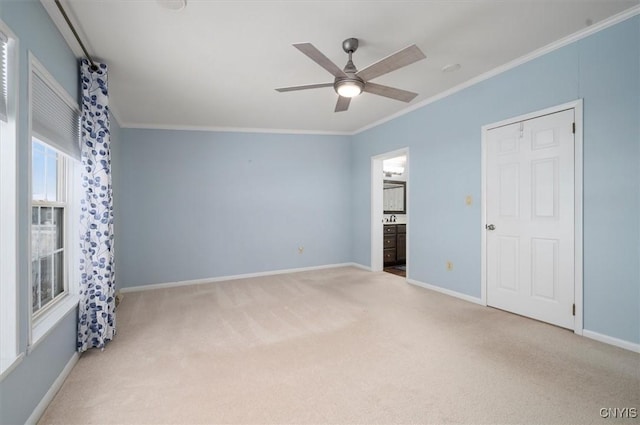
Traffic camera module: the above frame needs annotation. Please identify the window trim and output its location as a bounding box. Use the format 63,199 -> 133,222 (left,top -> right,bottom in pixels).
27,53 -> 81,350
0,20 -> 19,378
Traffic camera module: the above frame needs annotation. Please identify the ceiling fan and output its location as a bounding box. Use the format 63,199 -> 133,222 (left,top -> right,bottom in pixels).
276,38 -> 426,112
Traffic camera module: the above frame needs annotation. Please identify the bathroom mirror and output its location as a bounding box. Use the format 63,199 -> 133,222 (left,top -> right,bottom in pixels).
383,180 -> 406,214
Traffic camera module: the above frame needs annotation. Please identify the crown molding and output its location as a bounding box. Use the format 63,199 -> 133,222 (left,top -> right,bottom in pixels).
122,122 -> 352,136
353,4 -> 640,135
41,1 -> 639,136
40,0 -> 93,59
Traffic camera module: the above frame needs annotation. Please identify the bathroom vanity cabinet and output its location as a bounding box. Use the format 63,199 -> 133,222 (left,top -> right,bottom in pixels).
383,224 -> 406,266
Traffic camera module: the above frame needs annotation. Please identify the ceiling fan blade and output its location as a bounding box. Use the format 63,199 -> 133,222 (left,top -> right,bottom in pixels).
334,96 -> 351,112
293,43 -> 348,78
356,44 -> 426,81
275,82 -> 333,92
363,82 -> 418,103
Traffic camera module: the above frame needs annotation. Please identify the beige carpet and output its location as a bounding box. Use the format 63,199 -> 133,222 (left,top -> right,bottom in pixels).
39,267 -> 639,424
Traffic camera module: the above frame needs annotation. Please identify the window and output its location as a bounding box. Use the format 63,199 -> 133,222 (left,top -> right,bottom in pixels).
29,55 -> 81,346
31,140 -> 67,315
0,28 -> 8,121
0,22 -> 18,376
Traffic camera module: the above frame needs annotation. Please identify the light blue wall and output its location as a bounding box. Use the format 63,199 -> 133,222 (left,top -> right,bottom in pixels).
0,1 -> 80,424
351,17 -> 640,344
0,3 -> 637,423
579,19 -> 639,342
111,115 -> 124,288
0,312 -> 77,425
117,129 -> 351,287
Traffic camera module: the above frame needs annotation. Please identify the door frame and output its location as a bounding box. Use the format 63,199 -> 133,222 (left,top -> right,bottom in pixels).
480,100 -> 583,335
371,148 -> 409,273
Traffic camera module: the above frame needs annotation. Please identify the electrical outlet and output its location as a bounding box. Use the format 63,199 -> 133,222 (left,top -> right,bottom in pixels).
446,261 -> 453,271
298,246 -> 304,254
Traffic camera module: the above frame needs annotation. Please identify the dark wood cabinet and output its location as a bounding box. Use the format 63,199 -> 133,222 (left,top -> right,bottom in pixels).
384,224 -> 406,266
396,224 -> 406,264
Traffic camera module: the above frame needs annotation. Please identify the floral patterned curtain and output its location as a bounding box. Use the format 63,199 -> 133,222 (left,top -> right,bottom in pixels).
78,59 -> 116,351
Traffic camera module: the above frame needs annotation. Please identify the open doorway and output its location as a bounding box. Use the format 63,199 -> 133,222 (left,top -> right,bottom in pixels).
371,148 -> 408,278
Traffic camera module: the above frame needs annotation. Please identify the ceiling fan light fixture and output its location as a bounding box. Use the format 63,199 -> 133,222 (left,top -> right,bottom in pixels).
334,78 -> 364,98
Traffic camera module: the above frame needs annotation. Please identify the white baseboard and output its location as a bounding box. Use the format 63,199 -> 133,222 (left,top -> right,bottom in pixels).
582,330 -> 640,353
407,278 -> 639,353
26,352 -> 79,425
120,263 -> 360,293
406,278 -> 484,306
351,262 -> 372,271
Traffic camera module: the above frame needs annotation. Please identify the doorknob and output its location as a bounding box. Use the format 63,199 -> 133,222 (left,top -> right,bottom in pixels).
486,224 -> 496,231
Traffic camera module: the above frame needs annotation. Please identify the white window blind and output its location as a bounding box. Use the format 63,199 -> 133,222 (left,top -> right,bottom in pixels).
0,30 -> 8,122
32,69 -> 80,160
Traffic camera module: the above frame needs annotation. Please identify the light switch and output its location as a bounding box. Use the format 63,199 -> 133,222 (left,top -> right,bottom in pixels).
465,195 -> 473,206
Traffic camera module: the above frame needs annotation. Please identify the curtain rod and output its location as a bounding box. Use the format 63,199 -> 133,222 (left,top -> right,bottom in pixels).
54,0 -> 98,71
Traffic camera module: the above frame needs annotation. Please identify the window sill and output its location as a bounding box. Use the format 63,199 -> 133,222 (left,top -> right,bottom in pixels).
29,294 -> 79,353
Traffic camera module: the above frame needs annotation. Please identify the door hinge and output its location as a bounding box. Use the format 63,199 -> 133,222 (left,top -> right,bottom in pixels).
572,304 -> 575,316
572,122 -> 575,134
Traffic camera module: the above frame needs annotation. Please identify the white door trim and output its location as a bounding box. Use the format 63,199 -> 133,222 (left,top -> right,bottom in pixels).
371,148 -> 409,273
480,100 -> 583,335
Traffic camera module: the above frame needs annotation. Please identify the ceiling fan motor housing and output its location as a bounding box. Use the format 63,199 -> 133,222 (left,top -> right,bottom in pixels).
334,38 -> 364,97
342,38 -> 359,54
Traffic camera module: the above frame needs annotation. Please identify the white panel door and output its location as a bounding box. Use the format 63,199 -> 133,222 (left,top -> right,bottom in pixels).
486,109 -> 575,329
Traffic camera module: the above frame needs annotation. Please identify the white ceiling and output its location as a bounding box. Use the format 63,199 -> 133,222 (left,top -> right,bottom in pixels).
44,0 -> 639,134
